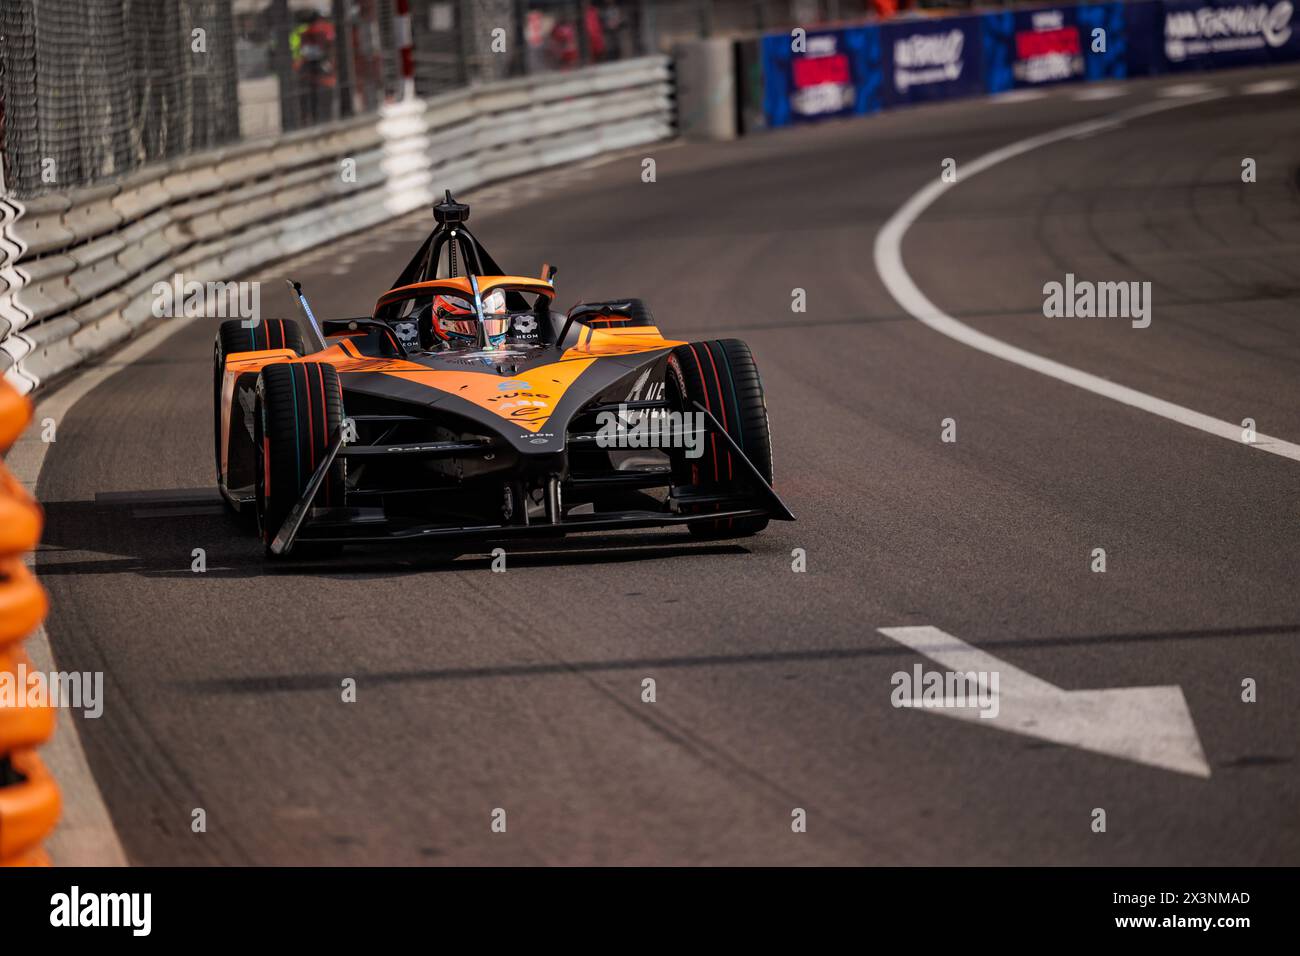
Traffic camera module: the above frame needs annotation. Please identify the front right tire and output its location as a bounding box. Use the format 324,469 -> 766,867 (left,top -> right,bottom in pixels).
667,339 -> 773,538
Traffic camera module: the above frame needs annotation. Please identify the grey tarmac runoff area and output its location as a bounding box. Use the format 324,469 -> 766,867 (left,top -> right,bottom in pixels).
26,63 -> 1300,865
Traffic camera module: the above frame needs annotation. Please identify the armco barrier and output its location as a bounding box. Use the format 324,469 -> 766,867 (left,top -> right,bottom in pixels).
0,56 -> 674,394
0,376 -> 58,866
758,1 -> 1299,127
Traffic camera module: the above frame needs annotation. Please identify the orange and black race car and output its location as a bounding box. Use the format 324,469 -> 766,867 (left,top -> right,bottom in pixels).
213,192 -> 793,556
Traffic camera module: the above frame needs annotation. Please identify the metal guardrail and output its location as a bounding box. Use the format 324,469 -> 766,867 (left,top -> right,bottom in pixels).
0,376 -> 58,866
0,55 -> 674,394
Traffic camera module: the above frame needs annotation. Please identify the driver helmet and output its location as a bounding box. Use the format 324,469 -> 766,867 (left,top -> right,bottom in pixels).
432,289 -> 509,349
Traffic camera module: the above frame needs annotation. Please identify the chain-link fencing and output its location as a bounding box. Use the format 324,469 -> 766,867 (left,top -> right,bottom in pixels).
1,0 -> 1032,197
0,0 -> 240,198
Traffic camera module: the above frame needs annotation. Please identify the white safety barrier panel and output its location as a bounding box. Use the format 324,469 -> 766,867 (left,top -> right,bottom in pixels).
0,56 -> 674,393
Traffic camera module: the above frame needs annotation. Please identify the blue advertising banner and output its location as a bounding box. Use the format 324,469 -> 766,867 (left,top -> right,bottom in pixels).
1078,3 -> 1130,78
761,27 -> 882,127
982,3 -> 1127,93
880,15 -> 984,107
755,1 -> 1296,133
1159,0 -> 1300,70
1125,0 -> 1166,74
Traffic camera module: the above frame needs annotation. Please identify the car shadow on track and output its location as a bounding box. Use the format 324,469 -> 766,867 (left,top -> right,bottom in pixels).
170,619 -> 1300,696
174,644 -> 900,695
35,489 -> 753,580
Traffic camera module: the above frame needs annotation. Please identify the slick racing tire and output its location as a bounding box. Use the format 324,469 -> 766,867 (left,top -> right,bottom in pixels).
254,362 -> 345,558
552,298 -> 655,346
213,319 -> 304,482
617,298 -> 654,327
584,298 -> 654,328
667,339 -> 773,538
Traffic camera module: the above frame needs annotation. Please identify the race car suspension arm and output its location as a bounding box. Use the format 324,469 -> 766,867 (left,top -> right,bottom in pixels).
690,400 -> 796,522
269,427 -> 346,556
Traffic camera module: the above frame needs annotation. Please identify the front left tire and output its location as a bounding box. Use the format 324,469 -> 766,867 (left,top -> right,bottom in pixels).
254,361 -> 345,556
213,319 -> 304,483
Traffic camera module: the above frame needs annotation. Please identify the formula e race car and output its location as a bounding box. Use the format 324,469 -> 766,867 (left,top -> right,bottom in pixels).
213,192 -> 793,556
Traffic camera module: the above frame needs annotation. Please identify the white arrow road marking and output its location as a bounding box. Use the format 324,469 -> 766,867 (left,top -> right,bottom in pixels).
878,626 -> 1211,778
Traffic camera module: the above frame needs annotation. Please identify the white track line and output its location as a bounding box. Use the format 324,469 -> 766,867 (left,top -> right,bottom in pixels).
989,89 -> 1049,104
1158,81 -> 1215,97
6,318 -> 191,866
1072,86 -> 1127,101
1241,78 -> 1298,95
873,95 -> 1300,463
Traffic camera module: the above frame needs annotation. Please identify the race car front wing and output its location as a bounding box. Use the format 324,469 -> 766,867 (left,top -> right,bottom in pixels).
269,402 -> 795,556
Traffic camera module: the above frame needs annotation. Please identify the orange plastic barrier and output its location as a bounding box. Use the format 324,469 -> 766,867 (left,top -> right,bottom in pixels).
0,377 -> 58,865
0,383 -> 28,450
0,466 -> 42,555
0,649 -> 56,751
0,749 -> 60,861
0,559 -> 47,650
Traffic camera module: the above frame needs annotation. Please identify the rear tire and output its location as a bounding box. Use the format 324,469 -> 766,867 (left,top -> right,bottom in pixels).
254,362 -> 345,557
667,339 -> 773,538
619,298 -> 654,327
554,298 -> 655,346
213,319 -> 304,483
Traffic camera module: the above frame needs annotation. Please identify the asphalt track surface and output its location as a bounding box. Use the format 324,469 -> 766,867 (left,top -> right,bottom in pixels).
35,65 -> 1300,865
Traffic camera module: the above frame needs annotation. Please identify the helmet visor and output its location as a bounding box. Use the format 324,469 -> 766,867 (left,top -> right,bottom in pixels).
480,290 -> 509,343
434,289 -> 510,346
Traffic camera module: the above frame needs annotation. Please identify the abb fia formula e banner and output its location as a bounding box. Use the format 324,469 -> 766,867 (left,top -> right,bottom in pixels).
1160,1 -> 1299,69
760,26 -> 882,126
982,3 -> 1128,92
880,15 -> 984,106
